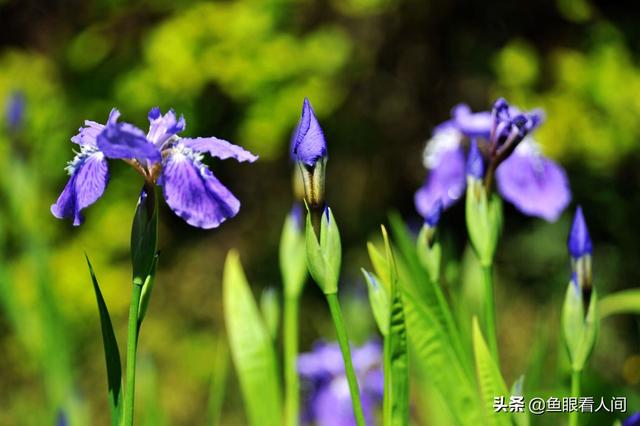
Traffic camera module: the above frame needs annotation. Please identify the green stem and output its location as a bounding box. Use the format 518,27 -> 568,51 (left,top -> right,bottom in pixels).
325,293 -> 366,426
284,296 -> 300,426
123,281 -> 143,426
569,369 -> 581,426
482,264 -> 499,365
382,333 -> 391,426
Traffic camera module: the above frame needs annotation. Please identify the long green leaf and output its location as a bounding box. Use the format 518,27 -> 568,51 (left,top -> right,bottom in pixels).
223,250 -> 282,426
404,288 -> 482,424
472,317 -> 510,426
381,227 -> 409,426
85,255 -> 123,426
388,213 -> 470,375
600,289 -> 640,319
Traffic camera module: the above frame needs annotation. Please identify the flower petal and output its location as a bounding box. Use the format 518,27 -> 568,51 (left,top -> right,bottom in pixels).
50,151 -> 109,226
96,110 -> 161,162
181,137 -> 258,162
160,150 -> 240,229
496,143 -> 571,222
292,98 -> 327,167
415,146 -> 466,217
452,104 -> 492,138
147,107 -> 185,147
70,108 -> 119,148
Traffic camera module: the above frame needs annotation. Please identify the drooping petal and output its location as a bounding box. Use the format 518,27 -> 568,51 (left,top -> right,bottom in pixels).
181,137 -> 258,162
292,98 -> 327,167
496,142 -> 571,222
50,150 -> 109,226
451,104 -> 492,138
415,145 -> 466,217
70,108 -> 119,148
97,110 -> 161,162
147,107 -> 186,147
160,148 -> 240,229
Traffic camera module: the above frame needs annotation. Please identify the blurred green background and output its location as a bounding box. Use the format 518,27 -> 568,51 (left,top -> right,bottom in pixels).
0,0 -> 639,424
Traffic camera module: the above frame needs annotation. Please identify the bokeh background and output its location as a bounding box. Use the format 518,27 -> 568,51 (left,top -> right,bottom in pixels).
0,0 -> 639,424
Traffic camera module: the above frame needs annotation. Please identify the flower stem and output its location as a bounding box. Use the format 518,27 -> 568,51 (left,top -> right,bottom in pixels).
482,264 -> 499,365
569,369 -> 581,426
123,281 -> 143,426
325,293 -> 366,426
284,295 -> 300,426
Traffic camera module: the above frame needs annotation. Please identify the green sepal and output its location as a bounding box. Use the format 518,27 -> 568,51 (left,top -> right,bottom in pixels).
279,210 -> 308,298
416,224 -> 442,283
362,268 -> 390,336
131,185 -> 159,286
85,255 -> 123,426
304,205 -> 341,294
562,282 -> 599,371
465,179 -> 502,267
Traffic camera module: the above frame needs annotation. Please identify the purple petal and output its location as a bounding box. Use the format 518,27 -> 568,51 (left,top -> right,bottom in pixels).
51,150 -> 109,226
181,137 -> 258,162
70,108 -> 119,148
452,104 -> 492,138
160,149 -> 240,229
97,110 -> 161,163
5,91 -> 25,130
147,107 -> 186,147
313,377 -> 377,426
496,145 -> 571,222
466,139 -> 485,179
298,342 -> 345,379
568,206 -> 592,258
415,146 -> 466,217
292,98 -> 327,167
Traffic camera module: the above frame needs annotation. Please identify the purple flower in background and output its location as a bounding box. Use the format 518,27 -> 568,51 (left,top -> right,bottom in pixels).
415,98 -> 570,222
51,107 -> 258,228
624,412 -> 640,426
5,90 -> 25,131
299,340 -> 383,426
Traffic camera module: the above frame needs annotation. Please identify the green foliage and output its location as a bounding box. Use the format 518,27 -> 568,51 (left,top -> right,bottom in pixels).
279,211 -> 308,299
600,289 -> 640,319
116,1 -> 353,157
222,251 -> 282,426
465,182 -> 503,268
85,256 -> 123,426
562,283 -> 599,371
304,207 -> 342,295
472,317 -> 511,426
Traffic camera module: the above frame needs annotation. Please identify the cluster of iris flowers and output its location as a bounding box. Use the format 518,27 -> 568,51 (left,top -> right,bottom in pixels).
50,97 -> 637,426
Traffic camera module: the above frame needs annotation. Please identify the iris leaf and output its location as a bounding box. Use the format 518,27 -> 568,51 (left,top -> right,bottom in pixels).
85,255 -> 123,426
472,317 -> 511,426
223,250 -> 282,426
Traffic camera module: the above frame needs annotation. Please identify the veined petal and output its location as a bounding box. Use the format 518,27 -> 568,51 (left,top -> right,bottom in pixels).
292,98 -> 327,167
50,150 -> 109,226
70,108 -> 119,147
160,148 -> 240,229
415,145 -> 466,217
496,142 -> 571,222
147,107 -> 185,147
181,137 -> 258,162
97,110 -> 161,162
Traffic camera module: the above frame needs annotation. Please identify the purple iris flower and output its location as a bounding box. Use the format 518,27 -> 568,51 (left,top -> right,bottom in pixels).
298,340 -> 383,426
291,98 -> 327,167
5,91 -> 25,131
415,99 -> 570,222
51,107 -> 258,228
624,412 -> 640,426
567,206 -> 592,259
